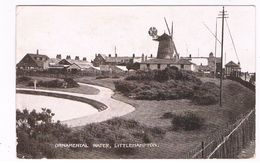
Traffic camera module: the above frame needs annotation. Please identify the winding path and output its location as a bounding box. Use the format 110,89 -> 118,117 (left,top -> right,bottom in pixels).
16,83 -> 135,127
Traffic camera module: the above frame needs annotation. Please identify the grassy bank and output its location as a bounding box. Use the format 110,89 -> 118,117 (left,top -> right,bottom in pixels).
110,79 -> 255,158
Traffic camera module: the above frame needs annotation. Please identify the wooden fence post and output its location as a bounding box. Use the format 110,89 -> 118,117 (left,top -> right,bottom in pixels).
201,141 -> 204,158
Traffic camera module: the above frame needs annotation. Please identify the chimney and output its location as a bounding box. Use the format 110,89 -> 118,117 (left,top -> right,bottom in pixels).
189,54 -> 191,58
145,55 -> 148,61
238,62 -> 240,67
83,57 -> 87,61
108,54 -> 111,57
75,56 -> 79,60
66,55 -> 71,60
132,53 -> 135,58
115,53 -> 117,58
95,54 -> 97,58
141,53 -> 144,62
36,49 -> 39,55
56,54 -> 61,59
150,54 -> 153,58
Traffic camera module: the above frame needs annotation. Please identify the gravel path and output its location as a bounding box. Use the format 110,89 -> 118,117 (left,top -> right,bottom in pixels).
16,83 -> 135,127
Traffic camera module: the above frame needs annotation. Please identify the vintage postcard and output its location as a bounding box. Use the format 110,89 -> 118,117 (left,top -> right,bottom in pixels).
15,5 -> 255,159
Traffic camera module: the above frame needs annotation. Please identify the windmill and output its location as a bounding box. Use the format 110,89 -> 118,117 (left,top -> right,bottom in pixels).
149,17 -> 179,61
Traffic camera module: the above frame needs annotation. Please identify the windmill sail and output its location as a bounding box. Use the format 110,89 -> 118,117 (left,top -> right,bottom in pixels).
164,17 -> 171,35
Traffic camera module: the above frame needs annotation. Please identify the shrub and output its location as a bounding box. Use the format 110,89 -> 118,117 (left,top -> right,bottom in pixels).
27,78 -> 79,88
171,112 -> 204,131
16,76 -> 32,84
96,75 -> 109,79
63,78 -> 79,88
16,108 -> 72,158
38,79 -> 64,88
114,80 -> 137,95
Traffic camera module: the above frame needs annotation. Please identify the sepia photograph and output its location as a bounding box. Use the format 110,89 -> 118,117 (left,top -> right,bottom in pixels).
15,5 -> 255,159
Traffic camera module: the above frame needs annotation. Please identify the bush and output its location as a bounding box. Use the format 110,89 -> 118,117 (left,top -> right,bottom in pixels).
171,112 -> 204,131
114,80 -> 137,95
38,79 -> 64,88
16,108 -> 71,158
16,76 -> 32,84
63,78 -> 79,88
27,78 -> 79,88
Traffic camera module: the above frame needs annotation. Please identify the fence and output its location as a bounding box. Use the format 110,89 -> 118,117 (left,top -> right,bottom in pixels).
227,76 -> 255,92
187,109 -> 255,159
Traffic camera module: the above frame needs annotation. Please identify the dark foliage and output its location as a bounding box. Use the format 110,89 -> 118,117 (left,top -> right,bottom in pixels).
116,68 -> 219,105
171,112 -> 205,131
125,67 -> 202,84
63,78 -> 79,88
16,109 -> 71,158
27,78 -> 79,88
16,76 -> 32,84
17,109 -> 166,158
126,62 -> 140,71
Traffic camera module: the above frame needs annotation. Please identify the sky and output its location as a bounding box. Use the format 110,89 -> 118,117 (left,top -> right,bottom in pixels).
16,6 -> 255,72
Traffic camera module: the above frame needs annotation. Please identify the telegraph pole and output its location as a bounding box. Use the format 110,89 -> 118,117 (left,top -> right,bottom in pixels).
218,6 -> 228,107
214,18 -> 218,78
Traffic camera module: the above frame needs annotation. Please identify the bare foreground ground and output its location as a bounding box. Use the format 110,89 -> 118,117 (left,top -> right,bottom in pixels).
16,76 -> 255,158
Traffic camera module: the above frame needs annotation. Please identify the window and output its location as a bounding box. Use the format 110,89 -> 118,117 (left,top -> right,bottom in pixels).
157,64 -> 161,69
181,64 -> 184,69
167,64 -> 170,67
147,64 -> 150,69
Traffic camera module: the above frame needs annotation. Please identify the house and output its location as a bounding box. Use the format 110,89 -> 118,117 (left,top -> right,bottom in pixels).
140,58 -> 175,71
17,50 -> 49,70
92,54 -> 107,67
225,61 -> 241,77
92,53 -> 146,67
43,54 -> 62,70
174,58 -> 196,71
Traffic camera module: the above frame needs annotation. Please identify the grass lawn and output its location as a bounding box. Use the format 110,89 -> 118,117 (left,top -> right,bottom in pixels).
16,76 -> 100,95
76,76 -> 120,90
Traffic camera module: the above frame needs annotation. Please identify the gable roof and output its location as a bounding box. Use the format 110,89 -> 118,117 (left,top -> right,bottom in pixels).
176,58 -> 194,65
225,61 -> 240,67
17,53 -> 49,68
58,59 -> 94,69
99,54 -> 107,59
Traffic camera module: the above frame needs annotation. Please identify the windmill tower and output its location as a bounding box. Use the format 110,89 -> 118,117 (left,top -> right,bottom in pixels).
149,18 -> 179,61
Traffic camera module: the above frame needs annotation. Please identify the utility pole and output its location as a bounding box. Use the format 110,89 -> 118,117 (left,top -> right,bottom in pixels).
218,6 -> 228,107
214,18 -> 218,78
